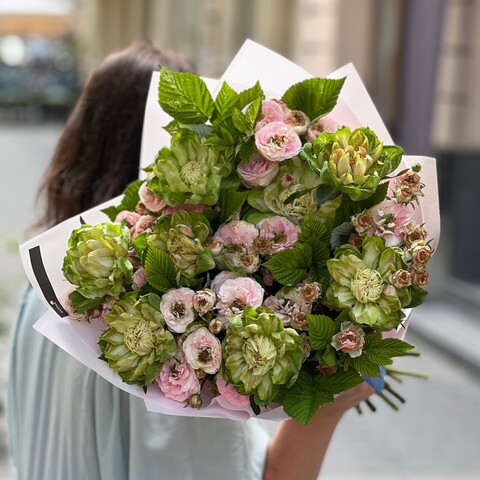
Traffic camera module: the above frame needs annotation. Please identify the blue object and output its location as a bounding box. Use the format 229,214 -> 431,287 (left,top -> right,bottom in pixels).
363,366 -> 386,393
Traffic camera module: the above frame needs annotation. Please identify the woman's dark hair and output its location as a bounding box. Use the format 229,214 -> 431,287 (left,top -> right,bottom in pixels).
35,42 -> 193,231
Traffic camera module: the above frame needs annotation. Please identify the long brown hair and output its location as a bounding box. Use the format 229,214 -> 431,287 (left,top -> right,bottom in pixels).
35,43 -> 193,231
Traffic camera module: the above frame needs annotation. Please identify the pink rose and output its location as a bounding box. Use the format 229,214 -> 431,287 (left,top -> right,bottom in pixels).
237,153 -> 279,188
98,296 -> 116,325
157,355 -> 201,402
183,327 -> 222,374
255,122 -> 301,162
131,215 -> 157,239
215,220 -> 259,249
259,100 -> 284,123
132,267 -> 147,291
352,211 -> 375,236
331,322 -> 365,358
371,200 -> 412,247
257,216 -> 300,254
210,271 -> 242,294
412,270 -> 429,287
215,374 -> 250,407
408,241 -> 432,271
115,210 -> 141,227
160,287 -> 196,333
306,116 -> 340,143
138,182 -> 166,213
283,110 -> 310,135
216,277 -> 264,323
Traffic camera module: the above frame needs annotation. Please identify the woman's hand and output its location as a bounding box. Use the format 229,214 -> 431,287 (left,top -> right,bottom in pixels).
263,382 -> 375,480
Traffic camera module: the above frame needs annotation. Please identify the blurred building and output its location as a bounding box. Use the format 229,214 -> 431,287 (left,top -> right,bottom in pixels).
0,0 -> 78,117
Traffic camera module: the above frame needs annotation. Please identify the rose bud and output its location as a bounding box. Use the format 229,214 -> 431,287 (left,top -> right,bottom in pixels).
299,333 -> 311,359
240,253 -> 261,273
188,394 -> 203,409
204,236 -> 223,256
284,109 -> 310,135
390,269 -> 412,289
195,369 -> 207,381
348,232 -> 364,248
208,318 -> 224,335
280,173 -> 295,188
301,282 -> 322,303
192,289 -> 216,315
352,211 -> 374,235
404,223 -> 427,245
290,312 -> 308,329
412,270 -> 429,287
317,363 -> 337,376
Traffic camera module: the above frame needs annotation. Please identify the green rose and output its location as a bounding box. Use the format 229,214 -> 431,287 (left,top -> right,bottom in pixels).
99,293 -> 176,386
63,222 -> 132,300
147,129 -> 223,206
223,307 -> 304,404
152,210 -> 215,278
308,126 -> 402,201
326,237 -> 411,330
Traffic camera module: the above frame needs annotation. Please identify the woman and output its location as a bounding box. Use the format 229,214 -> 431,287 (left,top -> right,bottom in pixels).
7,43 -> 373,480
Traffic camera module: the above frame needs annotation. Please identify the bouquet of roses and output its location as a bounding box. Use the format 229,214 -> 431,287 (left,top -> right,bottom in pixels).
21,41 -> 439,424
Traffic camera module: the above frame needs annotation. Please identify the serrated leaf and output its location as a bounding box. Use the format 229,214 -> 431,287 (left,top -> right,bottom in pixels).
307,314 -> 336,351
218,188 -> 249,223
365,338 -> 414,366
236,136 -> 257,163
158,67 -> 214,124
308,237 -> 330,287
333,193 -> 362,227
264,243 -> 312,286
316,184 -> 341,206
244,97 -> 262,130
317,368 -> 363,394
163,120 -> 179,136
320,344 -> 337,366
144,245 -> 177,292
298,216 -> 331,245
351,356 -> 382,377
281,77 -> 345,120
231,107 -> 249,133
213,81 -> 239,123
237,81 -> 263,110
282,371 -> 333,425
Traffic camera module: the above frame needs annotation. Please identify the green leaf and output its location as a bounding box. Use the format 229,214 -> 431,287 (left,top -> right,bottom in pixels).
236,136 -> 257,163
213,81 -> 239,123
237,81 -> 263,110
316,184 -> 341,206
299,143 -> 322,176
308,237 -> 330,288
365,338 -> 415,365
357,182 -> 389,210
102,180 -> 142,221
68,290 -> 104,314
218,188 -> 249,223
334,309 -> 351,330
264,243 -> 312,286
307,314 -> 336,351
231,107 -> 249,133
298,216 -> 331,245
333,193 -> 362,227
320,344 -> 337,366
196,249 -> 216,275
133,232 -> 149,260
163,120 -> 179,136
381,145 -> 404,176
406,285 -> 427,308
282,371 -> 333,425
158,67 -> 215,124
144,245 -> 177,292
350,356 -> 382,377
330,222 -> 354,249
244,97 -> 262,130
281,77 -> 345,120
180,123 -> 214,138
317,368 -> 363,394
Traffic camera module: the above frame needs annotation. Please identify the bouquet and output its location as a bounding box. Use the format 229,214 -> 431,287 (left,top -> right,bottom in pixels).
21,41 -> 439,424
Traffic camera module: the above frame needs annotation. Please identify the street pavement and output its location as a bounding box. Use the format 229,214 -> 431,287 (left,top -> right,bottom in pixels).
0,123 -> 479,479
